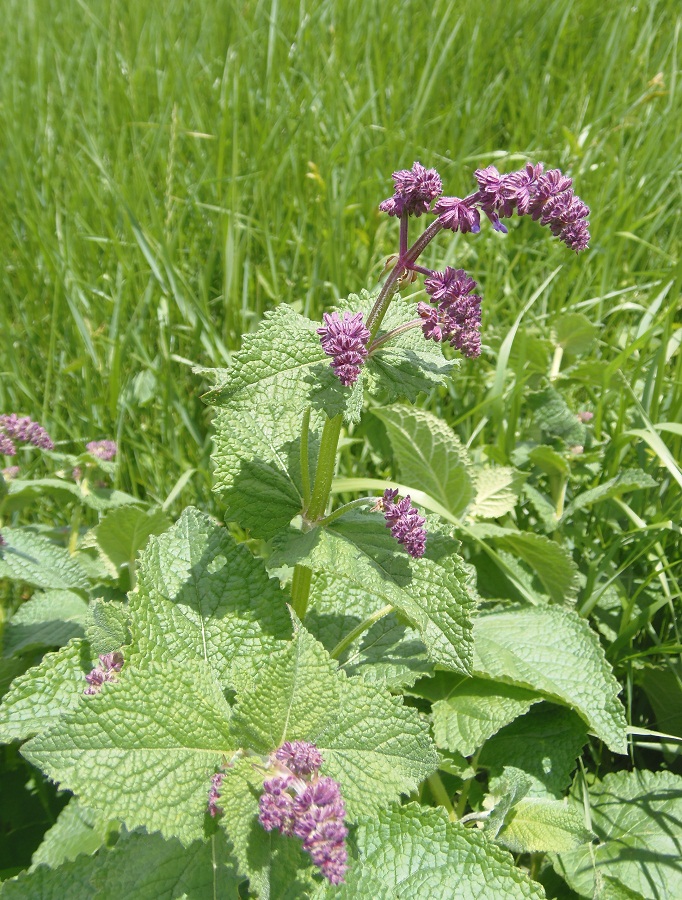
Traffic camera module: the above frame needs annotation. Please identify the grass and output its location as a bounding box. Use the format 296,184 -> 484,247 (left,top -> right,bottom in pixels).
0,0 -> 679,511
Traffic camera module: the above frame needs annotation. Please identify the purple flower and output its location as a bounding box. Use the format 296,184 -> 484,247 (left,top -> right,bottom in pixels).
0,533 -> 5,548
577,411 -> 594,423
258,741 -> 348,884
381,489 -> 427,558
0,415 -> 54,451
86,440 -> 117,461
207,772 -> 225,818
424,267 -> 477,303
84,651 -> 124,696
317,311 -> 370,386
419,268 -> 482,358
2,466 -> 20,480
0,434 -> 16,456
433,196 -> 481,233
471,163 -> 590,251
379,161 -> 443,218
275,740 -> 324,776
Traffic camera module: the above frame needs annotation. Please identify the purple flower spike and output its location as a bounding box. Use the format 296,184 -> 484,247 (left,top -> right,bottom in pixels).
0,415 -> 54,451
317,311 -> 370,386
381,489 -> 427,558
379,161 -> 443,218
424,267 -> 477,303
84,651 -> 124,696
207,772 -> 225,818
2,466 -> 20,480
275,740 -> 324,776
0,434 -> 16,456
433,197 -> 481,233
258,741 -> 348,884
86,440 -> 117,461
419,267 -> 482,358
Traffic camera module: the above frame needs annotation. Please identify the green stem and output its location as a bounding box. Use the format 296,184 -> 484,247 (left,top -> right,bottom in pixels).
330,604 -> 393,659
305,413 -> 343,522
427,772 -> 456,821
454,749 -> 481,819
290,564 -> 313,619
300,407 -> 311,506
316,496 -> 376,528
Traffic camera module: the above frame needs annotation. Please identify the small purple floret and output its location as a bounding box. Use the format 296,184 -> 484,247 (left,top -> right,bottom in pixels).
275,740 -> 324,775
84,651 -> 124,696
433,197 -> 481,233
86,440 -> 117,461
207,772 -> 225,818
379,161 -> 443,218
0,434 -> 16,456
0,415 -> 54,451
317,311 -> 370,386
0,533 -> 5,548
381,489 -> 427,558
418,267 -> 482,358
2,466 -> 20,480
258,741 -> 348,884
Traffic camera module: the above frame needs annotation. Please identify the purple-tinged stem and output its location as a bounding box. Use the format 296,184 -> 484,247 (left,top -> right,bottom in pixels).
399,212 -> 408,258
368,319 -> 422,353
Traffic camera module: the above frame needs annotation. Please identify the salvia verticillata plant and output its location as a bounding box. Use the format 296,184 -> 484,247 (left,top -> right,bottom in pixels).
2,161 -> 676,900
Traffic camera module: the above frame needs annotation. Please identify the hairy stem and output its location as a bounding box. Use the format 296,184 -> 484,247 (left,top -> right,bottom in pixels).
330,604 -> 394,659
369,319 -> 421,353
316,496 -> 377,528
291,565 -> 313,619
427,772 -> 456,821
306,413 -> 343,522
300,407 -> 311,506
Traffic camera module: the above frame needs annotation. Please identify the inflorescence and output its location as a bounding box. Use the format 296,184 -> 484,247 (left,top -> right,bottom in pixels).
0,414 -> 54,455
86,440 -> 118,461
84,651 -> 124,695
318,160 -> 589,386
255,740 -> 348,884
381,489 -> 427,558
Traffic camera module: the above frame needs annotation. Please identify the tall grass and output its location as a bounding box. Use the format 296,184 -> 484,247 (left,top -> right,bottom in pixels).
0,0 -> 680,517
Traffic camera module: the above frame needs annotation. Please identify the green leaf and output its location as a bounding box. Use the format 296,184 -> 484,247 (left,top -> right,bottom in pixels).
211,388 -> 316,539
553,770 -> 682,900
497,798 -> 594,854
367,296 -> 455,405
0,529 -> 89,592
85,600 -> 130,655
128,507 -> 291,688
470,467 -> 526,518
268,510 -> 475,673
205,304 -> 356,421
228,621 -> 438,821
528,388 -> 585,445
473,606 -> 627,754
0,639 -> 92,742
316,803 -> 546,899
529,445 -> 571,477
94,505 -> 171,573
468,524 -> 579,604
478,704 -> 589,798
307,571 -> 433,690
3,590 -> 89,657
21,656 -> 233,845
552,312 -> 597,356
523,484 -> 559,533
0,830 -> 241,900
31,801 -> 110,870
412,673 -> 541,757
638,664 -> 682,737
373,405 -> 475,518
3,478 -> 142,515
562,468 -> 657,520
483,767 -> 533,840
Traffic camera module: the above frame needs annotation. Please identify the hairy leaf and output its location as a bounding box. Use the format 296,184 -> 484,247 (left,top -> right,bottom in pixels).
373,405 -> 475,518
128,507 -> 291,687
528,387 -> 586,445
473,606 -> 627,754
562,468 -> 657,520
31,801 -> 110,870
229,622 -> 438,820
268,511 -> 475,673
3,590 -> 89,658
0,529 -> 89,592
553,770 -> 682,900
497,798 -> 594,854
316,803 -> 546,899
470,467 -> 526,518
94,505 -> 171,574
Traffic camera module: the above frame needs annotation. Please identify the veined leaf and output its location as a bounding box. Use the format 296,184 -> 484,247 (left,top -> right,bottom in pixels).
315,803 -> 546,899
528,388 -> 585,445
22,656 -> 233,845
497,797 -> 594,854
94,505 -> 171,574
31,800 -> 109,870
473,606 -> 627,754
0,529 -> 89,592
373,405 -> 475,518
470,467 -> 526,518
553,770 -> 682,899
562,468 -> 656,520
128,507 -> 291,688
268,511 -> 475,673
3,590 -> 89,658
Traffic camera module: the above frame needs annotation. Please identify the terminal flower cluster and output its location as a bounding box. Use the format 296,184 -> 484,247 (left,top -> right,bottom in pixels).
381,488 -> 427,558
84,651 -> 124,695
0,414 -> 55,455
257,740 -> 348,884
418,267 -> 482,357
